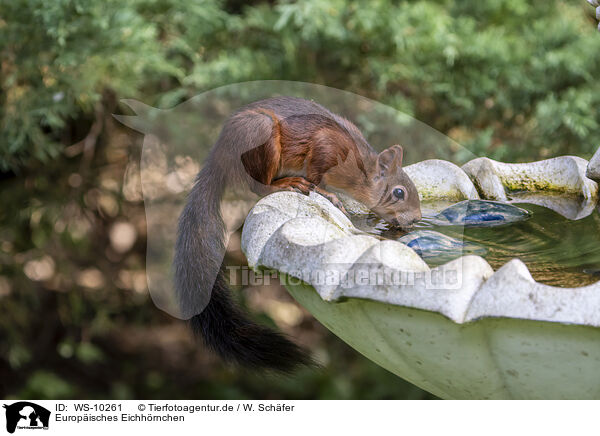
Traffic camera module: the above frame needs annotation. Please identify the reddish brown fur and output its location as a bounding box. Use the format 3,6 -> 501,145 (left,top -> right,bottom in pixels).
233,97 -> 420,226
240,111 -> 373,210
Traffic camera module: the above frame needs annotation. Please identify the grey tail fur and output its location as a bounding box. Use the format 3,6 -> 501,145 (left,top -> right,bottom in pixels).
173,157 -> 313,372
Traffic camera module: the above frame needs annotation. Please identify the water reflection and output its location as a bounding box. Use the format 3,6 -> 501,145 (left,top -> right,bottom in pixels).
428,200 -> 531,227
507,192 -> 597,221
353,200 -> 600,288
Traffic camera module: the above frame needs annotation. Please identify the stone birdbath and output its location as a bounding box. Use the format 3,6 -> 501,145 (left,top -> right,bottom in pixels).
241,153 -> 600,399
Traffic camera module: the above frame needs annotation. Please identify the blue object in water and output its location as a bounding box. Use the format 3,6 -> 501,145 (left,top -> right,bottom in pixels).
431,200 -> 531,227
398,230 -> 486,260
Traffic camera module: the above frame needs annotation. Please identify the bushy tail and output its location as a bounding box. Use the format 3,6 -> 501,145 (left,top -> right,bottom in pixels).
174,161 -> 312,372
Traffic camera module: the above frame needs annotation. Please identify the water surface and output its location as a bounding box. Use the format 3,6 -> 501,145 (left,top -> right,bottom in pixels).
352,199 -> 600,288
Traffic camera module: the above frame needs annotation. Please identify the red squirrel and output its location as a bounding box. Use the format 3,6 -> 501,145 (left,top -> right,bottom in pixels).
174,96 -> 421,372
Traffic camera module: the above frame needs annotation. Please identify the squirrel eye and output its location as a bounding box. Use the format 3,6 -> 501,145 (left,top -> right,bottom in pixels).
392,187 -> 405,200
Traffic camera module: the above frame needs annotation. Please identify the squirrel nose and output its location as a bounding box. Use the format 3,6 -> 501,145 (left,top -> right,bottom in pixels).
408,210 -> 422,225
399,216 -> 421,227
410,215 -> 421,225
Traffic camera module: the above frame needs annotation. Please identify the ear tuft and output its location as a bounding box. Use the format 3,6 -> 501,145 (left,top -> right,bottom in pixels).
393,144 -> 404,167
376,145 -> 404,175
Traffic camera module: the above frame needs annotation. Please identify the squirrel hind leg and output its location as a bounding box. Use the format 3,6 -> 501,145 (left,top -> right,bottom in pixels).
268,176 -> 316,195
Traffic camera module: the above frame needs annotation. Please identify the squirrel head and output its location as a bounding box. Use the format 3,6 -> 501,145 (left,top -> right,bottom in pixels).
368,145 -> 422,228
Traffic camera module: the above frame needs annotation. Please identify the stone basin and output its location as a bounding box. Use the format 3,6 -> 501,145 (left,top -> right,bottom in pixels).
240,156 -> 600,399
285,280 -> 600,400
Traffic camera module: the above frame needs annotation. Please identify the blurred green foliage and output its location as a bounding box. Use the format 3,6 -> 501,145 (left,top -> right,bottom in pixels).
1,0 -> 599,170
1,0 -> 599,400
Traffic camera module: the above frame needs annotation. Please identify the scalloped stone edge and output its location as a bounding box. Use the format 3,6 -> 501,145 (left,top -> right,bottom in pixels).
587,147 -> 600,183
462,156 -> 598,201
241,190 -> 600,328
336,157 -> 598,219
404,159 -> 480,201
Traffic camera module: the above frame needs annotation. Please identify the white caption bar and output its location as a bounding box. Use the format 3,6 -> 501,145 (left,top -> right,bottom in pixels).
1,400 -> 597,436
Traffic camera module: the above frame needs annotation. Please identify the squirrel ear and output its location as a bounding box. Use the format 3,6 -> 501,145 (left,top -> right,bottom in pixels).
376,145 -> 403,175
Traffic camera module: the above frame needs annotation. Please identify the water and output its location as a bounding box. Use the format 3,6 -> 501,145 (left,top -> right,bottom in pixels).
351,199 -> 600,288
427,199 -> 532,227
398,230 -> 487,263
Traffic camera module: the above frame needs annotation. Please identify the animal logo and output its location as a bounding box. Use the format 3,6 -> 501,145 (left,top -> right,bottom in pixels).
3,402 -> 50,434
